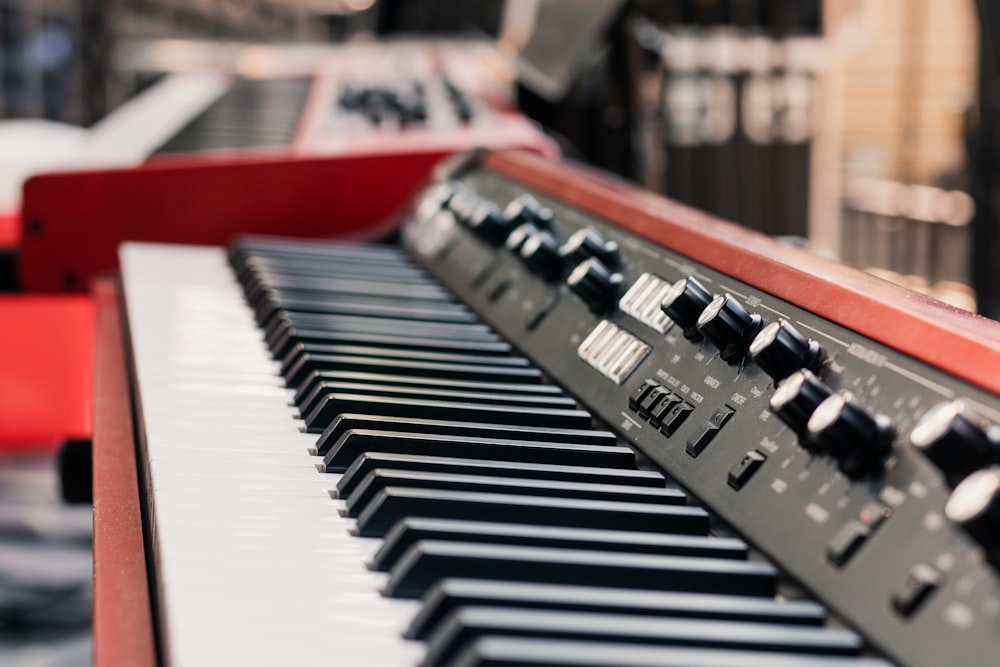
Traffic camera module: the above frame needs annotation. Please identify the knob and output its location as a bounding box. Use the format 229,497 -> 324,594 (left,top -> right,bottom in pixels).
447,188 -> 481,224
503,194 -> 553,229
770,369 -> 833,442
567,257 -> 624,312
417,182 -> 455,219
504,222 -> 540,254
466,202 -> 510,244
945,467 -> 1000,567
910,401 -> 999,487
660,277 -> 713,339
520,231 -> 564,281
695,294 -> 763,362
560,227 -> 620,267
807,393 -> 894,477
749,319 -> 825,381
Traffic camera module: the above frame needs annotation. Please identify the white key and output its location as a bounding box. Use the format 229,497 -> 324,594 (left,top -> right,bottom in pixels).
121,243 -> 423,667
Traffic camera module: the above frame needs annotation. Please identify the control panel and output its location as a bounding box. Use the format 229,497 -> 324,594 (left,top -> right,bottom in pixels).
403,153 -> 1000,667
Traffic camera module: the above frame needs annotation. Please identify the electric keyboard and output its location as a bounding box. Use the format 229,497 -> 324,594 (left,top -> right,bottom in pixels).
110,150 -> 1000,667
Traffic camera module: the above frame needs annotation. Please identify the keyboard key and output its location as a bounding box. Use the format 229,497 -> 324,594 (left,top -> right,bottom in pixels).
354,489 -> 709,538
323,431 -> 634,472
371,518 -> 743,572
407,578 -> 825,640
421,606 -> 861,667
383,541 -> 773,598
335,452 -> 661,496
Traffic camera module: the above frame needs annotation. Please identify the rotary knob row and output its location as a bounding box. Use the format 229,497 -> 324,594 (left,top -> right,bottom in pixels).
770,370 -> 894,477
423,184 -> 555,246
512,226 -> 624,311
660,278 -> 763,362
659,276 -> 824,375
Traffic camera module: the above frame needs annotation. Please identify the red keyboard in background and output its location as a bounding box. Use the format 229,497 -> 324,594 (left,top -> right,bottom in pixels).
0,295 -> 93,449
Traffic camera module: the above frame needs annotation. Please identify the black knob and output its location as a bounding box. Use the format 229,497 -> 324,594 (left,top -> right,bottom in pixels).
466,202 -> 510,244
770,369 -> 833,442
560,227 -> 620,267
695,294 -> 763,362
447,188 -> 481,224
417,182 -> 455,218
749,319 -> 825,381
660,277 -> 713,339
520,231 -> 564,281
504,222 -> 541,254
945,467 -> 1000,568
807,393 -> 894,477
503,194 -> 553,229
911,401 -> 999,487
567,257 -> 624,312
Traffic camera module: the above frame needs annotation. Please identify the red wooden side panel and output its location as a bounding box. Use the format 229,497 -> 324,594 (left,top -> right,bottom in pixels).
0,295 -> 93,448
92,278 -> 156,667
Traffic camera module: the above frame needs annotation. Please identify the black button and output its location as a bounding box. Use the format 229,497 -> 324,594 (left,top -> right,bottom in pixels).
685,405 -> 736,455
629,379 -> 660,411
727,450 -> 767,489
826,521 -> 870,567
638,387 -> 669,418
660,401 -> 694,436
708,405 -> 736,428
686,423 -> 720,457
892,563 -> 943,617
649,393 -> 683,426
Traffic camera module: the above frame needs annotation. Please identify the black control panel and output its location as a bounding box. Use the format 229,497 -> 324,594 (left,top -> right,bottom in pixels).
402,156 -> 1000,667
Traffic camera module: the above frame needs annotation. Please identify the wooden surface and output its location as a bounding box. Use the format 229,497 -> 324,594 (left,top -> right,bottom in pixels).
92,277 -> 157,667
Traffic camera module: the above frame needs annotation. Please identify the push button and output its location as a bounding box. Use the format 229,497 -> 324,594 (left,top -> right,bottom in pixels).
826,521 -> 870,567
638,387 -> 669,418
649,392 -> 683,426
660,401 -> 694,436
727,450 -> 767,489
629,379 -> 660,411
892,563 -> 943,618
685,405 -> 736,456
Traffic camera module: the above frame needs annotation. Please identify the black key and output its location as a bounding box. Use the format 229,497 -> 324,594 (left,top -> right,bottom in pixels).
256,295 -> 476,326
265,312 -> 499,345
306,395 -> 587,433
355,489 -> 708,539
445,637 -> 892,667
287,355 -> 544,388
297,374 -> 562,415
324,431 -> 632,472
372,518 -> 743,572
240,260 -> 429,283
246,275 -> 450,301
408,578 -> 825,640
298,383 -> 575,422
315,415 -> 616,457
334,451 -> 658,496
281,343 -> 530,375
231,237 -> 409,263
422,607 -> 861,667
383,541 -> 770,598
265,313 -> 500,348
344,470 -> 685,517
271,329 -> 512,360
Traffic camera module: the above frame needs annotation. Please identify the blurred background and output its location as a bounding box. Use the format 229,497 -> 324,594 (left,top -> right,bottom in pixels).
1,1 -> 998,663
1,0 -> 995,316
